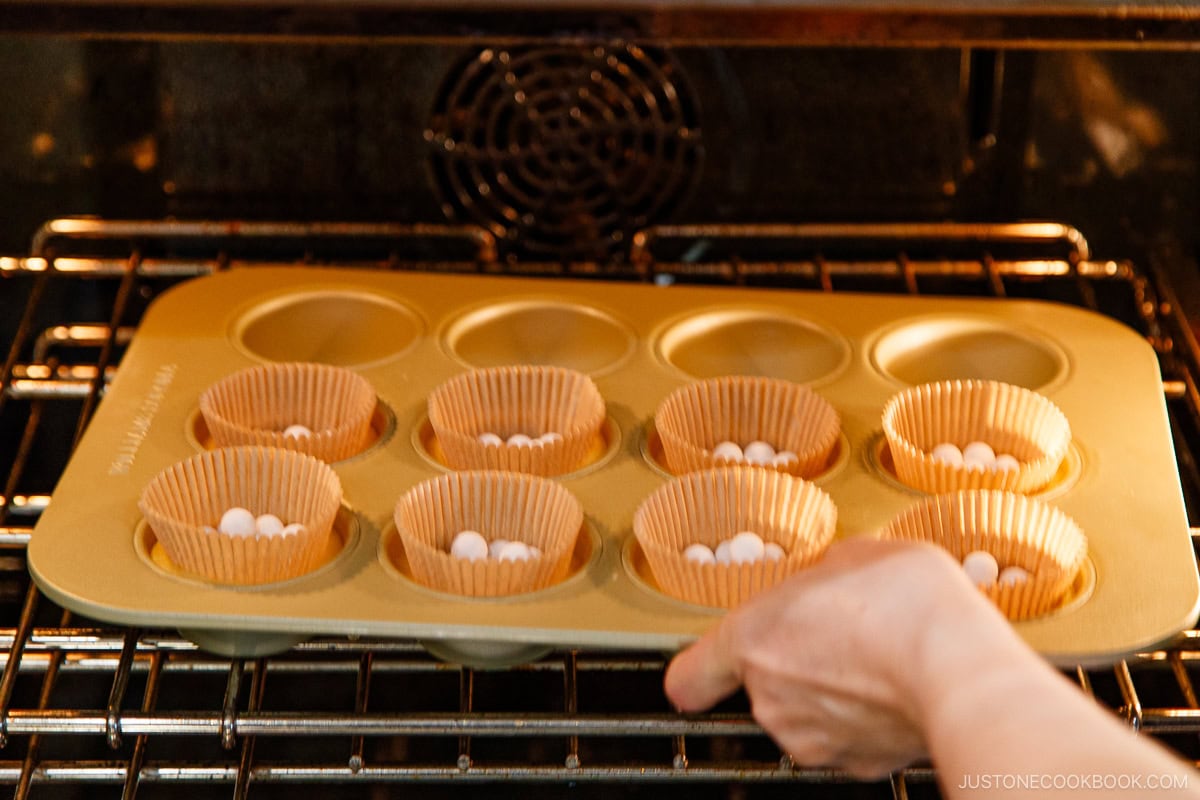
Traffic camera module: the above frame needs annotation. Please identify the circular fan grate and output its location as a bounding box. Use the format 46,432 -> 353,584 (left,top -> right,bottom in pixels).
426,43 -> 703,263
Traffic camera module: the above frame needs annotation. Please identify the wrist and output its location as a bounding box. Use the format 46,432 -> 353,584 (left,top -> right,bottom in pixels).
906,590 -> 1057,751
886,545 -> 1049,735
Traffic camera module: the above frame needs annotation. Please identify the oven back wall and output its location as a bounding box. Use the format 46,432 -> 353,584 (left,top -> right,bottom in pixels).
2,40 -> 1197,264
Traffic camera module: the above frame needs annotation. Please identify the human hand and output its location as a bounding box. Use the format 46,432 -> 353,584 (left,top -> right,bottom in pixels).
663,537 -> 1020,778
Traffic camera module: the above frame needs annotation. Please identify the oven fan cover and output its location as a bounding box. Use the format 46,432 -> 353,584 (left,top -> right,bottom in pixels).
426,43 -> 703,263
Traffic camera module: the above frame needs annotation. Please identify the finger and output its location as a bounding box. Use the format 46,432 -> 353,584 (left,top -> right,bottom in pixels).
663,619 -> 742,713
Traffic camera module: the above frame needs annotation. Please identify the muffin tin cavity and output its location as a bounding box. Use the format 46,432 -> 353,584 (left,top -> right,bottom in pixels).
621,537 -> 723,616
641,420 -> 851,483
879,490 -> 1089,621
378,522 -> 601,602
870,315 -> 1069,390
1055,557 -> 1097,618
413,415 -> 621,478
632,467 -> 837,609
189,400 -> 397,462
135,505 -> 360,591
235,290 -> 424,367
867,433 -> 1084,500
444,300 -> 635,373
656,309 -> 850,384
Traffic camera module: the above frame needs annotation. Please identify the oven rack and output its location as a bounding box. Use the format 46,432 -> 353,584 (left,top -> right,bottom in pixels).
1,219 -> 1199,799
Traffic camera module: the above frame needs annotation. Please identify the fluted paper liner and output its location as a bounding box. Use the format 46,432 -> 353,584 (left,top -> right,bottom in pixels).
882,379 -> 1071,494
427,366 -> 606,477
632,467 -> 837,608
395,471 -> 585,597
654,376 -> 840,478
200,362 -> 377,462
138,446 -> 343,585
880,490 -> 1087,620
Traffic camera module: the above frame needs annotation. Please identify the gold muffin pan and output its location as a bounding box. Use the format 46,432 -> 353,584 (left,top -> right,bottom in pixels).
28,267 -> 1200,667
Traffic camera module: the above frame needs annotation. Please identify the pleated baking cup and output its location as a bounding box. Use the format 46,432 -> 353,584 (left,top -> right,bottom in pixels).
653,375 -> 840,478
881,379 -> 1071,494
427,365 -> 606,477
879,490 -> 1088,621
632,467 -> 838,609
395,471 -> 585,597
138,446 -> 343,585
199,362 -> 377,462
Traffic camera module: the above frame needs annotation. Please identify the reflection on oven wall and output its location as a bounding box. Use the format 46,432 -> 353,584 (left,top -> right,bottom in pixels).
1022,52 -> 1199,259
0,41 -> 1196,263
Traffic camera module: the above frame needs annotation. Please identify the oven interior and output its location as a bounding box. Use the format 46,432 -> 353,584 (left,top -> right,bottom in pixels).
3,12 -> 1200,799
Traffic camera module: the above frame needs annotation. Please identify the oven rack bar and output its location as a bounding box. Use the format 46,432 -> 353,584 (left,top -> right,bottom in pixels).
26,220 -> 498,264
0,254 -> 1159,346
0,711 -> 763,738
0,762 -> 876,785
19,218 -> 1089,256
0,254 -> 1130,283
0,652 -> 1180,734
631,221 -> 1093,261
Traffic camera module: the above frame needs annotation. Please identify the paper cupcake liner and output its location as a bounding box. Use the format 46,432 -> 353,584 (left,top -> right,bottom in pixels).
632,467 -> 838,608
138,446 -> 343,584
200,362 -> 377,462
395,471 -> 585,597
879,490 -> 1087,620
882,379 -> 1071,494
427,366 -> 606,477
654,375 -> 840,478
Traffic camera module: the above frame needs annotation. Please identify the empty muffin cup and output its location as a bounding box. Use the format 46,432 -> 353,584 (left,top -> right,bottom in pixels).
199,362 -> 377,462
427,365 -> 606,477
653,375 -> 840,478
395,471 -> 585,597
633,466 -> 838,609
138,446 -> 343,585
879,490 -> 1087,620
882,379 -> 1071,494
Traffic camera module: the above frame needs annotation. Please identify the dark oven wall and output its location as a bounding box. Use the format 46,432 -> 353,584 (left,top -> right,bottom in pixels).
1,40 -> 1197,270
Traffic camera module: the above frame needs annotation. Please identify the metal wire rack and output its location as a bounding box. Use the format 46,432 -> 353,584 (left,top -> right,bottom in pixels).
2,218 -> 1200,799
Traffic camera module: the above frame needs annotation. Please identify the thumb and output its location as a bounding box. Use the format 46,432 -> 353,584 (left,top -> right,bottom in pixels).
663,618 -> 742,712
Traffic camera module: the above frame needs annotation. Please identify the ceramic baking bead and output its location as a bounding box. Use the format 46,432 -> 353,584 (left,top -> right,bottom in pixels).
714,540 -> 733,564
496,541 -> 532,562
684,543 -> 717,565
280,523 -> 307,538
282,424 -> 312,439
255,513 -> 284,537
998,565 -> 1031,586
742,441 -> 776,465
450,530 -> 489,562
506,433 -> 534,447
993,453 -> 1020,472
488,539 -> 511,559
962,550 -> 1000,586
763,542 -> 786,561
771,451 -> 799,470
712,441 -> 744,463
218,507 -> 257,538
729,531 -> 766,564
529,546 -> 543,559
478,432 -> 504,447
931,442 -> 964,466
538,432 -> 563,445
962,441 -> 996,469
